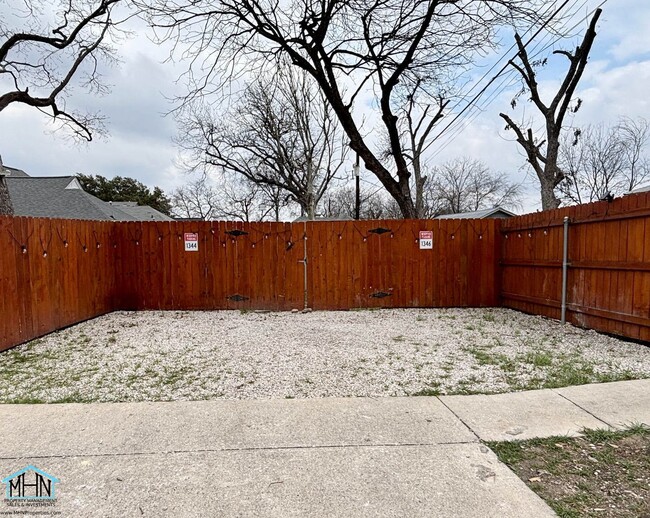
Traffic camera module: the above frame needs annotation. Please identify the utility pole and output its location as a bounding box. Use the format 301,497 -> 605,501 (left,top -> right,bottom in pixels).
354,153 -> 360,220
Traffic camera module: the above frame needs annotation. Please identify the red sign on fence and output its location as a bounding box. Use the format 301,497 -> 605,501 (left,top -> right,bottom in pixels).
419,231 -> 433,250
184,233 -> 199,252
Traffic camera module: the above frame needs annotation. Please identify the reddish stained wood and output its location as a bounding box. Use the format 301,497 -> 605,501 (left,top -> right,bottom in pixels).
2,196 -> 650,352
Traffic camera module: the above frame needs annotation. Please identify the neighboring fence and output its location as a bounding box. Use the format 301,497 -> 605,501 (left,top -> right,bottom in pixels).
501,191 -> 650,342
1,192 -> 649,352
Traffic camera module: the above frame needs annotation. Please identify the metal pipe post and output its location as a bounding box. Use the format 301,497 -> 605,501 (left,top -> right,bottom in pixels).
302,220 -> 308,310
561,216 -> 570,324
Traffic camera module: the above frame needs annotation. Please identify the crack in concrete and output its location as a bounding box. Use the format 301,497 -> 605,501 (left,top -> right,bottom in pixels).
553,391 -> 615,428
0,440 -> 480,461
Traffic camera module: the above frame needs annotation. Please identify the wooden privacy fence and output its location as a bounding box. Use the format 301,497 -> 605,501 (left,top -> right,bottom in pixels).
0,217 -> 119,351
108,218 -> 500,310
501,191 -> 650,342
1,191 -> 649,352
0,217 -> 500,351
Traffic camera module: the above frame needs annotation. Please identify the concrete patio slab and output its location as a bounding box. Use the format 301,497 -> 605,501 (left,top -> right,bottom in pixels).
0,444 -> 555,518
440,389 -> 607,441
555,379 -> 650,429
0,396 -> 476,459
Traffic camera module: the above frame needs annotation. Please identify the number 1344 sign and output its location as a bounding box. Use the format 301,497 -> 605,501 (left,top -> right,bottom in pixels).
184,233 -> 199,252
419,231 -> 433,250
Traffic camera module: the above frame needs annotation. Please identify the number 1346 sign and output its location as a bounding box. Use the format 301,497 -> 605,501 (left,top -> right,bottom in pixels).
419,231 -> 433,250
184,233 -> 199,252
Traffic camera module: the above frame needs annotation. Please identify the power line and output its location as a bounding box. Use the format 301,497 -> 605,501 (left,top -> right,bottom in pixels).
423,0 -> 607,158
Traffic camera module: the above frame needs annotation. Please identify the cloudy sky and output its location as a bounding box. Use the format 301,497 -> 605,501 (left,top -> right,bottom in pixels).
1,0 -> 648,214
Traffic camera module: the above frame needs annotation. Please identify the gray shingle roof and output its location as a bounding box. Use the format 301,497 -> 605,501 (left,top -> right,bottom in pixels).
111,202 -> 173,221
1,166 -> 29,177
436,207 -> 516,219
6,175 -> 174,221
6,176 -> 137,221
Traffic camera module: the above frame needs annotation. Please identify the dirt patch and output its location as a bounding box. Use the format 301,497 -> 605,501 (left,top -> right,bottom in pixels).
489,426 -> 650,518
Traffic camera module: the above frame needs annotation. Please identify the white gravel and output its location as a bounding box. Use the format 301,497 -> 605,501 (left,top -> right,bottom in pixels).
1,308 -> 649,403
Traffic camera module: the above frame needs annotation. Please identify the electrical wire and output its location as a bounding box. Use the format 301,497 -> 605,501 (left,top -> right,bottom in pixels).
422,0 -> 609,159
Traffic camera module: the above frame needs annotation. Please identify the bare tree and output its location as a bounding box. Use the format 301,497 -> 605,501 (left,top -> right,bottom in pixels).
321,186 -> 393,220
558,118 -> 650,204
617,117 -> 650,192
179,65 -> 346,219
500,8 -> 602,210
171,173 -> 293,221
1,0 -> 125,139
427,157 -> 522,215
171,175 -> 221,220
0,0 -> 126,215
140,0 -> 546,218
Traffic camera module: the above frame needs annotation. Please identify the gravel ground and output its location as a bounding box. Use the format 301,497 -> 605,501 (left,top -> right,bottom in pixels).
1,308 -> 649,403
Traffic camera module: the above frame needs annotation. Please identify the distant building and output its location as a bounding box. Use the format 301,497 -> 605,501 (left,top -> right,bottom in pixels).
627,183 -> 650,195
4,169 -> 172,222
435,207 -> 516,219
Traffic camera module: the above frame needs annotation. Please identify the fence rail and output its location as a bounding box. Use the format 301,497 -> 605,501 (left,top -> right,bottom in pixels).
500,191 -> 650,342
1,191 -> 649,352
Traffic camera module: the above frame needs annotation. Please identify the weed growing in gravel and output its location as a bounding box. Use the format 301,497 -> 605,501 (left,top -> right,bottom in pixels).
482,312 -> 496,323
522,351 -> 553,368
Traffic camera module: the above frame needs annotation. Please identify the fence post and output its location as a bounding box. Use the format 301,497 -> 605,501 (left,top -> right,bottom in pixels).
561,216 -> 570,324
302,220 -> 308,309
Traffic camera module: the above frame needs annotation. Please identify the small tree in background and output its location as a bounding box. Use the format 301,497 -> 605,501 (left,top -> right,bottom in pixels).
559,118 -> 650,204
76,174 -> 173,215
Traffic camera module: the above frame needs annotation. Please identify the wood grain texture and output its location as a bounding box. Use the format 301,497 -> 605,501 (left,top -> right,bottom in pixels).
501,192 -> 650,340
1,195 -> 649,352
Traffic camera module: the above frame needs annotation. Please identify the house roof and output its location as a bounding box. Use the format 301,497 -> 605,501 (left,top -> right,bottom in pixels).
111,202 -> 173,221
436,207 -> 517,219
5,173 -> 173,222
627,183 -> 650,194
0,165 -> 29,177
6,176 -> 136,221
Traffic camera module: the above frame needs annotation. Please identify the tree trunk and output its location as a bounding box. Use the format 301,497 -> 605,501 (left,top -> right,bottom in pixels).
0,177 -> 13,216
539,177 -> 561,210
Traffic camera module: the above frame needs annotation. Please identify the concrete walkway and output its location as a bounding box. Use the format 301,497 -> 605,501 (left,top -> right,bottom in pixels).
0,379 -> 648,517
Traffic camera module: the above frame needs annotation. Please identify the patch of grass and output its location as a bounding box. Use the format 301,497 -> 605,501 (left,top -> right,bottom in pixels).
482,312 -> 496,323
51,392 -> 90,404
523,350 -> 553,368
409,387 -> 441,396
466,347 -> 499,366
488,425 -> 650,518
5,396 -> 46,404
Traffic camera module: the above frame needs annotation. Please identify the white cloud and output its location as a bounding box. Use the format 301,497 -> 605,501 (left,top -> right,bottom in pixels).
1,0 -> 649,216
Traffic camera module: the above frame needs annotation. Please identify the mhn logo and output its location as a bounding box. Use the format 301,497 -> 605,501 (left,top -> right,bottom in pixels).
2,465 -> 59,500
